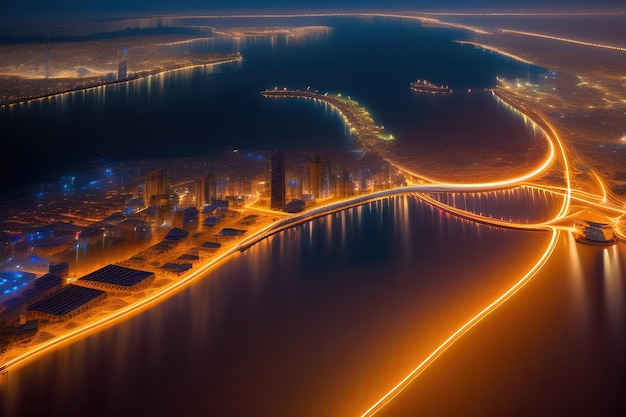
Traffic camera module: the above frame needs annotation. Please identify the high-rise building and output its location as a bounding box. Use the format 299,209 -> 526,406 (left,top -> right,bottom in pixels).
45,36 -> 50,79
270,150 -> 285,210
118,59 -> 128,80
336,170 -> 353,198
205,173 -> 217,204
322,158 -> 331,198
195,178 -> 206,208
310,155 -> 322,199
144,169 -> 167,206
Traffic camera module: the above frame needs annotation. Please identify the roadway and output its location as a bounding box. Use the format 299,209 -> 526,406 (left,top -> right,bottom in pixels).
262,84 -> 625,417
3,73 -> 624,417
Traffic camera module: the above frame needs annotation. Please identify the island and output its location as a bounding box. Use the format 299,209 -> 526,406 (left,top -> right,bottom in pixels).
410,79 -> 453,94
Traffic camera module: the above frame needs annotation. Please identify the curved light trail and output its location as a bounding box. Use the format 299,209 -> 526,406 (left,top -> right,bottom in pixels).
258,56 -> 623,417
262,89 -> 563,194
500,29 -> 626,52
2,13 -> 624,417
359,227 -> 560,417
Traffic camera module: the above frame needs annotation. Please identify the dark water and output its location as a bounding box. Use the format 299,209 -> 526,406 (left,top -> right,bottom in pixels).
2,17 -> 619,417
428,187 -> 565,224
0,17 -> 542,196
378,232 -> 626,417
1,195 -> 554,417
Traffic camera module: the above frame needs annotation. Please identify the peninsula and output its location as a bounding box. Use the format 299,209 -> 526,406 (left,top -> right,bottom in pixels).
0,33 -> 242,106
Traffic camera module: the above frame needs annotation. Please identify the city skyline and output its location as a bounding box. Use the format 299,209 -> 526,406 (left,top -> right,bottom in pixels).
1,8 -> 625,417
2,0 -> 624,20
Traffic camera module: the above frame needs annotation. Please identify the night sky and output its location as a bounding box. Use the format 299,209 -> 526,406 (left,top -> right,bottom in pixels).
2,0 -> 623,19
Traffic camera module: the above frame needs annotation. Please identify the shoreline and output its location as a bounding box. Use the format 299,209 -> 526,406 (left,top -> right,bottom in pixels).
454,40 -> 537,65
0,53 -> 242,108
0,87 -> 564,374
0,182 -> 551,375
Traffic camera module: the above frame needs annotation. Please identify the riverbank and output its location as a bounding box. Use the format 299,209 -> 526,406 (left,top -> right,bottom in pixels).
0,53 -> 241,107
0,76 -> 568,374
0,188 -> 414,373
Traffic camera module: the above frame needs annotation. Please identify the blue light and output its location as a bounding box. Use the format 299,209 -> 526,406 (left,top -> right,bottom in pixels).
105,168 -> 112,175
3,290 -> 9,295
256,155 -> 263,160
12,286 -> 18,291
247,153 -> 252,158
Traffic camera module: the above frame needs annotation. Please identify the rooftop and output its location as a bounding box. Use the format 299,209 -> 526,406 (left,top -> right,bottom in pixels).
78,264 -> 153,288
27,285 -> 105,317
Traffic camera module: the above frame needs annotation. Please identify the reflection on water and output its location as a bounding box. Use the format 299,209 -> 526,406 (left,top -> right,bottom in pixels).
1,195 -> 550,417
602,246 -> 623,316
2,17 -> 541,195
377,231 -> 626,417
427,186 -> 564,224
3,63 -> 229,117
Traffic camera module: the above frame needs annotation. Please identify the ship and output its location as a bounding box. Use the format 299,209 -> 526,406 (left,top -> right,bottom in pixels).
573,220 -> 617,245
410,79 -> 452,94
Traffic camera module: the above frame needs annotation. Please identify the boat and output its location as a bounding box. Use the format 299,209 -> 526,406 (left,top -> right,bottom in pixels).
410,79 -> 452,94
573,220 -> 618,245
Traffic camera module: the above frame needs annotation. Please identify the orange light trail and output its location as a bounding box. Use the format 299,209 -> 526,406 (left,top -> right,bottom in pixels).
359,227 -> 560,417
500,29 -> 626,52
2,15 -> 623,417
454,41 -> 535,65
591,170 -> 609,203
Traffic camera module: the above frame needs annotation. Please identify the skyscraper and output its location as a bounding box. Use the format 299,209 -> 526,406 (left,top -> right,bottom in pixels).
144,169 -> 166,206
45,36 -> 50,79
310,155 -> 322,199
118,59 -> 128,80
321,159 -> 331,198
195,178 -> 206,209
205,173 -> 217,204
270,150 -> 285,210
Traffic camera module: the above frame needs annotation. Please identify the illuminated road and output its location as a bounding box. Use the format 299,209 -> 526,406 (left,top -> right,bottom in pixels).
3,75 -> 624,417
354,98 -> 624,416
2,13 -> 625,415
500,28 -> 626,52
261,83 -> 625,417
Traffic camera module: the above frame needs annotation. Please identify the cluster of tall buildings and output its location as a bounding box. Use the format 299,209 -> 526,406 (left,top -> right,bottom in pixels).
144,169 -> 167,207
141,150 -> 397,213
269,150 -> 397,211
270,151 -> 286,210
194,173 -> 217,208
